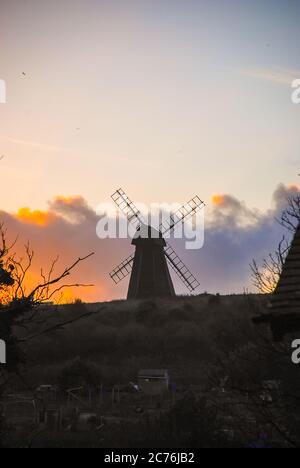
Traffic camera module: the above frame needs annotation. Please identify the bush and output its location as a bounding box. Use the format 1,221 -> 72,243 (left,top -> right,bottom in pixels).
58,357 -> 101,390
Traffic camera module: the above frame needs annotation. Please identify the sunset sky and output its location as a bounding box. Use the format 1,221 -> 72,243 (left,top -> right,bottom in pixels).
0,0 -> 300,301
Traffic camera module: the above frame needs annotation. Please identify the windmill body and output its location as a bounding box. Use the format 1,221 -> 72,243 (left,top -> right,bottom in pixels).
128,225 -> 175,299
109,189 -> 205,299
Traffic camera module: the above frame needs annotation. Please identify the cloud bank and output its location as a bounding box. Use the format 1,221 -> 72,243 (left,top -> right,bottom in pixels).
0,185 -> 299,301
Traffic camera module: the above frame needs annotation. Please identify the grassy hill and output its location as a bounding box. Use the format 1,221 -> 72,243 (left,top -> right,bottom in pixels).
18,293 -> 267,388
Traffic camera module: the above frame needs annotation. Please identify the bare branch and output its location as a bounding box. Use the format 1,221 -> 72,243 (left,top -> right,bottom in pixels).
250,236 -> 289,294
28,252 -> 94,299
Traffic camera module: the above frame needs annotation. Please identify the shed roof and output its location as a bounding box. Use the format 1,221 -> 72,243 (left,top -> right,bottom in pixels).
269,222 -> 300,314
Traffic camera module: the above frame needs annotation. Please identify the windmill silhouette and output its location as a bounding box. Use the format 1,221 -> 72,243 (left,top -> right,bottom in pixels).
109,188 -> 205,299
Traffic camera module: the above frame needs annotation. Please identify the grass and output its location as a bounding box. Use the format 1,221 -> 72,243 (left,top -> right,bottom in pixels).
15,293 -> 267,388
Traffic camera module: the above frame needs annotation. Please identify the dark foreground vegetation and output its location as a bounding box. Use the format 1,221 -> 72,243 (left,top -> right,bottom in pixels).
1,293 -> 300,448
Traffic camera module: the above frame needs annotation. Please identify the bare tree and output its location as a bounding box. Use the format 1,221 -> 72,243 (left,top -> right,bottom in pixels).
250,237 -> 289,293
0,223 -> 96,385
277,194 -> 300,233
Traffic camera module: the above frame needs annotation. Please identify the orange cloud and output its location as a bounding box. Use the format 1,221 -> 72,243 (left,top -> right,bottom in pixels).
212,194 -> 226,206
3,198 -> 111,303
53,195 -> 83,205
16,207 -> 55,226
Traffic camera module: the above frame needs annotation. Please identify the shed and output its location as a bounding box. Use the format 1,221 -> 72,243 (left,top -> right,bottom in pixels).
138,369 -> 169,395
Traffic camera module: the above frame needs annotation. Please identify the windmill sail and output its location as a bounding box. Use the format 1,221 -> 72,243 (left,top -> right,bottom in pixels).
109,253 -> 135,284
159,196 -> 205,236
111,188 -> 143,230
164,243 -> 200,292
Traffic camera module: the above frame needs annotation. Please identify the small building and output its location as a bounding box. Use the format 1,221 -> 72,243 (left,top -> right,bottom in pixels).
138,369 -> 169,396
36,385 -> 58,402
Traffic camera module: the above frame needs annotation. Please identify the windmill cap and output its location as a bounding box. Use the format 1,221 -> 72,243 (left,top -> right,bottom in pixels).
132,223 -> 166,245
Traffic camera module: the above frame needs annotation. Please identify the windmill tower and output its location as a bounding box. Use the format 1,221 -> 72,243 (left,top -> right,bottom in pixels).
109,188 -> 205,299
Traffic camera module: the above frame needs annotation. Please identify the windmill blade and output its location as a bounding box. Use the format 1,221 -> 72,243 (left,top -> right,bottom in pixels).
159,196 -> 205,236
164,243 -> 200,293
111,188 -> 144,231
109,252 -> 135,284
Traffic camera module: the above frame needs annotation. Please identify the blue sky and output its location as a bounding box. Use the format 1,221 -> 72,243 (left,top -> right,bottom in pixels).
0,0 -> 300,299
0,0 -> 299,213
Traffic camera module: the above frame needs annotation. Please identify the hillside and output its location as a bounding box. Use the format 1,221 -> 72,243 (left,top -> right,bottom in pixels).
17,294 -> 267,388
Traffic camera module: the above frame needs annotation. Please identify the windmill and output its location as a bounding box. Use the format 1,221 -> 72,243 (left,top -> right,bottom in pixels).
109,188 -> 205,299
